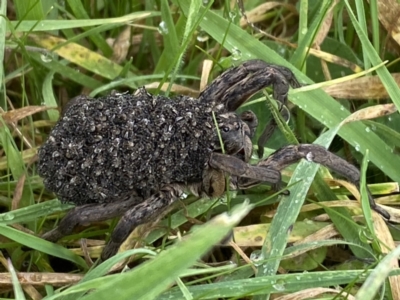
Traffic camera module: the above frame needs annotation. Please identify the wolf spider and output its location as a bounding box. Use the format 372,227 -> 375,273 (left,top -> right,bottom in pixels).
38,59 -> 389,262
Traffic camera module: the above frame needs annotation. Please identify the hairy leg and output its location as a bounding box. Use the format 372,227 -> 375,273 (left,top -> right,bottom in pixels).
208,152 -> 282,187
199,59 -> 300,111
42,197 -> 142,242
100,184 -> 184,261
239,144 -> 390,219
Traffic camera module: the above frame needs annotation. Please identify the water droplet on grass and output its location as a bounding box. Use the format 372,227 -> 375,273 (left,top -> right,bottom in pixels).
158,21 -> 168,35
231,48 -> 242,61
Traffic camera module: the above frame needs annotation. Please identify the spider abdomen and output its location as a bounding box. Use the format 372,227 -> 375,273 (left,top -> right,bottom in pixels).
38,90 -> 216,205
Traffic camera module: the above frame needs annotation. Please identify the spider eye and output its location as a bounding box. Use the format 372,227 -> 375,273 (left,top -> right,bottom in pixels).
222,126 -> 230,132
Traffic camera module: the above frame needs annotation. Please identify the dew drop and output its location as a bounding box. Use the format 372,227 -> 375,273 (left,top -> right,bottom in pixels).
304,218 -> 314,225
272,279 -> 286,291
306,152 -> 314,162
197,30 -> 209,42
158,21 -> 168,35
3,213 -> 15,221
250,250 -> 263,266
41,53 -> 53,63
231,47 -> 242,61
365,127 -> 370,133
229,11 -> 237,21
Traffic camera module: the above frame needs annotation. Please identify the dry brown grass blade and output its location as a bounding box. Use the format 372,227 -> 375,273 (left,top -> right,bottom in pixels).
370,0 -> 400,47
233,222 -> 334,247
275,288 -> 355,300
239,2 -> 297,27
324,73 -> 400,100
110,25 -> 132,63
0,272 -> 83,287
6,258 -> 43,300
200,59 -> 213,91
292,224 -> 339,246
144,82 -> 199,96
0,147 -> 38,171
228,240 -> 257,273
237,0 -> 361,72
341,103 -> 397,125
308,48 -> 363,73
314,0 -> 339,81
1,106 -> 57,125
265,200 -> 362,217
11,173 -> 25,210
373,213 -> 400,298
313,0 -> 339,47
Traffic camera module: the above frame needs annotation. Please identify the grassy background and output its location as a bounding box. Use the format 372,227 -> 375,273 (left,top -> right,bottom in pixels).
1,0 -> 400,299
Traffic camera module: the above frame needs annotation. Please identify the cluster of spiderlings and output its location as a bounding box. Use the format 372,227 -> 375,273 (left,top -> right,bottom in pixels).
38,89 -> 217,205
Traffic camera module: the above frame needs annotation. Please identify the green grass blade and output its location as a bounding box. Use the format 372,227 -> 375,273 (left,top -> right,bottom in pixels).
42,69 -> 60,121
14,0 -> 44,20
0,0 -> 6,82
0,224 -> 87,269
258,127 -> 339,278
291,0 -> 330,69
344,0 -> 400,111
66,0 -> 112,56
8,258 -> 26,300
178,1 -> 400,184
356,246 -> 400,299
8,11 -> 159,32
158,269 -> 400,299
0,199 -> 73,225
43,202 -> 253,300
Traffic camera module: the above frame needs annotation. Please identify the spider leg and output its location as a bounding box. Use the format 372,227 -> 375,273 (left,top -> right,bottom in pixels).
209,152 -> 282,186
250,144 -> 390,219
256,104 -> 290,158
200,60 -> 300,159
100,184 -> 184,261
42,197 -> 143,242
240,110 -> 258,139
199,59 -> 300,111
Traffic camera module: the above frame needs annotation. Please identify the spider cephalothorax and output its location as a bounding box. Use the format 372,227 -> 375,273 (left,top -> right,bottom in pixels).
38,59 -> 389,261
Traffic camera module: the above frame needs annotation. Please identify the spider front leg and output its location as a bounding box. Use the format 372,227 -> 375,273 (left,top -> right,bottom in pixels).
240,144 -> 390,219
208,152 -> 282,189
200,59 -> 301,111
200,60 -> 301,158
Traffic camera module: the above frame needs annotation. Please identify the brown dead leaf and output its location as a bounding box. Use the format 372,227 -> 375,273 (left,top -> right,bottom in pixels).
11,173 -> 25,210
1,106 -> 57,125
314,0 -> 339,47
0,272 -> 83,287
323,73 -> 400,100
292,224 -> 339,245
111,25 -> 132,63
0,147 -> 38,171
200,60 -> 213,91
340,103 -> 397,125
373,212 -> 400,299
239,2 -> 295,27
144,82 -> 199,97
369,0 -> 400,47
275,288 -> 355,300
